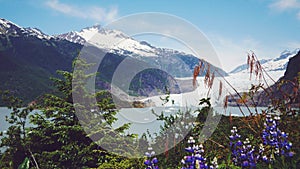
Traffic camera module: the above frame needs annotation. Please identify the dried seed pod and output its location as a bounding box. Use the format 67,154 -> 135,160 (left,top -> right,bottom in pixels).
204,64 -> 211,86
193,65 -> 200,87
224,95 -> 228,109
247,53 -> 251,69
219,81 -> 223,98
209,72 -> 215,88
199,60 -> 203,74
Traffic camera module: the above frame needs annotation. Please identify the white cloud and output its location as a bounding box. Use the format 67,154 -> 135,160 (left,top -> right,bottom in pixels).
270,0 -> 300,10
45,0 -> 118,23
269,0 -> 300,20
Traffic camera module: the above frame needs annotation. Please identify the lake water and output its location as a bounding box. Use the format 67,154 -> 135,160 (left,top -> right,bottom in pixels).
0,107 -> 40,134
113,106 -> 267,137
0,106 -> 267,141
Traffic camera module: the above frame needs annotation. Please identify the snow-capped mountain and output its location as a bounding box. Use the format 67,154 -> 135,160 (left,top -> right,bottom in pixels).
0,18 -> 227,105
56,25 -> 195,58
0,18 -> 82,105
230,49 -> 300,74
0,18 -> 52,40
57,25 -> 227,77
57,25 -> 159,57
256,49 -> 299,73
226,49 -> 300,92
230,59 -> 270,74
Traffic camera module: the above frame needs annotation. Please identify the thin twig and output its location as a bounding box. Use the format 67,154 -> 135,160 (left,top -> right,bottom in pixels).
214,69 -> 253,116
27,147 -> 40,169
207,138 -> 225,148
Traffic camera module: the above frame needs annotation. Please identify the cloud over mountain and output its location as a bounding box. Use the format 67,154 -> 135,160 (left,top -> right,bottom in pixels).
45,0 -> 118,23
269,0 -> 300,20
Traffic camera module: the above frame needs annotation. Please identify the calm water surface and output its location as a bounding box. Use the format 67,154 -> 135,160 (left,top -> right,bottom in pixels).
0,106 -> 267,141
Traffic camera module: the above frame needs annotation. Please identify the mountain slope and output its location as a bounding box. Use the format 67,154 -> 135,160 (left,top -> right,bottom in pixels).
226,49 -> 300,93
255,51 -> 300,106
225,50 -> 300,107
230,59 -> 270,74
57,25 -> 227,77
0,19 -> 52,40
0,18 -> 228,105
230,49 -> 300,74
282,51 -> 300,81
57,25 -> 158,57
0,18 -> 82,104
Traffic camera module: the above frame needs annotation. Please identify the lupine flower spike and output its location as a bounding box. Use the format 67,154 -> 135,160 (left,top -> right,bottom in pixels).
260,114 -> 294,162
144,147 -> 159,169
181,137 -> 217,169
229,126 -> 257,168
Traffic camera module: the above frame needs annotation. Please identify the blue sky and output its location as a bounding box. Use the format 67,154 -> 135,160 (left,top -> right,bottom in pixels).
1,0 -> 300,71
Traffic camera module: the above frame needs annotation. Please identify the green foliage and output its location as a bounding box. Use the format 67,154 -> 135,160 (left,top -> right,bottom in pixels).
149,91 -> 299,168
96,153 -> 143,169
218,162 -> 241,169
0,59 -> 145,168
159,86 -> 172,106
0,51 -> 299,168
0,91 -> 33,168
0,34 -> 80,106
18,157 -> 30,169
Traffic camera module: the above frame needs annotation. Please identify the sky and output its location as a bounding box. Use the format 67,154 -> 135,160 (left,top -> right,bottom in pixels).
0,0 -> 300,72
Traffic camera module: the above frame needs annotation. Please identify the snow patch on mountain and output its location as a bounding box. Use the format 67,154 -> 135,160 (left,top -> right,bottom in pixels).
0,18 -> 53,40
263,49 -> 300,71
227,49 -> 300,93
25,27 -> 52,40
226,70 -> 284,93
140,77 -> 223,107
230,49 -> 300,74
56,25 -> 198,59
57,25 -> 160,57
139,69 -> 285,108
0,19 -> 11,29
230,59 -> 270,74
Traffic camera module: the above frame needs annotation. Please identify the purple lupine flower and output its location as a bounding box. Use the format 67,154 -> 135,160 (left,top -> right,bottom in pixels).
229,127 -> 257,168
181,137 -> 217,169
260,114 -> 294,162
144,147 -> 159,169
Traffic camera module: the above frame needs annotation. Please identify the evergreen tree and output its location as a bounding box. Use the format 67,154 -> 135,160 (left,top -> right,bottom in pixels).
0,59 -> 144,168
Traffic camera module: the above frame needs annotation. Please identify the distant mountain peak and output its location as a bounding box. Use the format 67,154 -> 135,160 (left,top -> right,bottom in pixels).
82,26 -> 130,41
230,48 -> 300,76
25,27 -> 52,40
0,18 -> 52,40
57,31 -> 85,44
89,24 -> 101,29
57,25 -> 157,56
55,23 -> 227,77
0,18 -> 23,35
80,24 -> 102,33
279,48 -> 300,55
275,49 -> 300,62
280,49 -> 290,55
229,59 -> 270,74
0,18 -> 21,29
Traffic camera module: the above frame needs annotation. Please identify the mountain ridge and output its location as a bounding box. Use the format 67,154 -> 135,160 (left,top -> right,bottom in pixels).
0,18 -> 226,105
0,18 -> 53,40
256,51 -> 300,106
57,24 -> 228,77
0,18 -> 81,105
230,49 -> 300,74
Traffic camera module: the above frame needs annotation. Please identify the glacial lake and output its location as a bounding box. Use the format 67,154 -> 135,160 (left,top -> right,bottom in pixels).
0,106 -> 267,140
